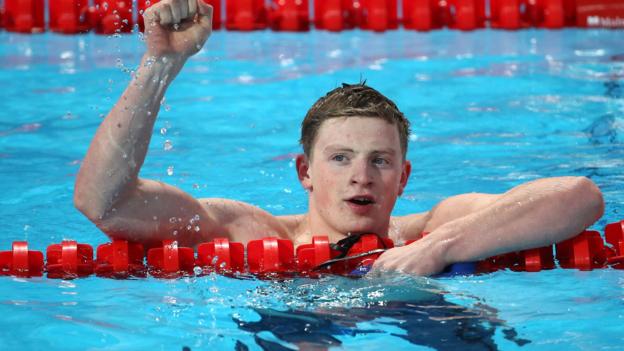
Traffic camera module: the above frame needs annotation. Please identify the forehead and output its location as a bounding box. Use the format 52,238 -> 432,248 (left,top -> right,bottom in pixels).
313,117 -> 401,152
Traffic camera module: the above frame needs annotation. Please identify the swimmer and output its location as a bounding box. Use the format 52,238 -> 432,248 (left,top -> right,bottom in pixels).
73,0 -> 605,276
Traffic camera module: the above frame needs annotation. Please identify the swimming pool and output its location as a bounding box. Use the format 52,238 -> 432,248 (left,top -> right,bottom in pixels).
1,28 -> 623,350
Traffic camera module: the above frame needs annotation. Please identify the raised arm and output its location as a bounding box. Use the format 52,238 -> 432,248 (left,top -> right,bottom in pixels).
74,0 -> 223,247
374,176 -> 604,275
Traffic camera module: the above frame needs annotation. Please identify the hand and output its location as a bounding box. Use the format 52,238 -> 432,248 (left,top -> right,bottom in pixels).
143,0 -> 213,59
370,239 -> 449,276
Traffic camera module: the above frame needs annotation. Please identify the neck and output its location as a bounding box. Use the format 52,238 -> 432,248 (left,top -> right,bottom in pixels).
304,200 -> 390,244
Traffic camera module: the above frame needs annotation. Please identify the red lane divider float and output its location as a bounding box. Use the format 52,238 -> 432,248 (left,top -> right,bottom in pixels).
197,237 -> 245,274
296,235 -> 335,274
2,0 -> 623,33
226,0 -> 268,30
90,0 -> 134,34
0,241 -> 44,277
268,0 -> 310,31
313,0 -> 356,31
95,239 -> 146,277
4,0 -> 45,33
247,237 -> 296,275
46,240 -> 94,278
49,0 -> 90,34
605,221 -> 624,269
147,239 -> 195,278
476,246 -> 555,273
556,230 -> 608,271
519,246 -> 555,272
357,0 -> 400,32
2,221 -> 624,279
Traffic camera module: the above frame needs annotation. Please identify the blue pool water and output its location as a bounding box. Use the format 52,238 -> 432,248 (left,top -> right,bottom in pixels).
1,28 -> 624,350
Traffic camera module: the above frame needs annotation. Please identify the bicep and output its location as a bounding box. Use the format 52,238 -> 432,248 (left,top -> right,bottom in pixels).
423,193 -> 500,232
95,178 -> 221,248
397,193 -> 501,241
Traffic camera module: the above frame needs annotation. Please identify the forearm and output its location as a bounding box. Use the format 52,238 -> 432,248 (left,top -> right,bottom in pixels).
429,177 -> 604,265
74,54 -> 186,220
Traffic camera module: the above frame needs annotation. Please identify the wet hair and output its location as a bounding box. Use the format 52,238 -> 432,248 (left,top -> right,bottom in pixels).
300,82 -> 411,159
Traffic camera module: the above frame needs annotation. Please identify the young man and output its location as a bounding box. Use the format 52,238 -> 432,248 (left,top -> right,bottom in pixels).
73,0 -> 605,276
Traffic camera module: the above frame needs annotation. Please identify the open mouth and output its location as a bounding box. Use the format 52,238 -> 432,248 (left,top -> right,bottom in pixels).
347,197 -> 375,206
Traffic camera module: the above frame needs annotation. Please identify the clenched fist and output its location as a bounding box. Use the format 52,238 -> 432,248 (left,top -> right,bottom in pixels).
143,0 -> 213,59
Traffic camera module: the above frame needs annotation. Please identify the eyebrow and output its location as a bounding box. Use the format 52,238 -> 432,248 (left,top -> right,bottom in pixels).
323,145 -> 398,155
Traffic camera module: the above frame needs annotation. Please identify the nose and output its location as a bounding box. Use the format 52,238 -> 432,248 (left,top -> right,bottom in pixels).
350,158 -> 374,186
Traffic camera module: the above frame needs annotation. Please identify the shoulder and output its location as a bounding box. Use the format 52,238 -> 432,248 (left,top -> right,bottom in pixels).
197,198 -> 300,242
391,212 -> 431,243
276,214 -> 306,232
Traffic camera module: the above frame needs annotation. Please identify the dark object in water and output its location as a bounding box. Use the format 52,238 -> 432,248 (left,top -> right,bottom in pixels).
234,296 -> 530,351
604,80 -> 622,99
585,114 -> 618,145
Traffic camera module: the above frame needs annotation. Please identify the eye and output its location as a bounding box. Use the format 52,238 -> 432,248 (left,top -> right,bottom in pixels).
372,157 -> 390,166
332,154 -> 347,162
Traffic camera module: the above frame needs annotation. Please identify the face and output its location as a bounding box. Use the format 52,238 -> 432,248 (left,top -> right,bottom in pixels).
296,117 -> 411,238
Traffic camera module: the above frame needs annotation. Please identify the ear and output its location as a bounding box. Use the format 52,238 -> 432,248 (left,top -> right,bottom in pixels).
398,160 -> 411,196
296,154 -> 313,191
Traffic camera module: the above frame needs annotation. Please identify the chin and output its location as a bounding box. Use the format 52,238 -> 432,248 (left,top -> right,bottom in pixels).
339,220 -> 386,236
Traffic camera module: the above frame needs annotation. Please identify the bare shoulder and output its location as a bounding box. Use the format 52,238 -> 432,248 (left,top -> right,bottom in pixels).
197,198 -> 300,243
391,212 -> 431,243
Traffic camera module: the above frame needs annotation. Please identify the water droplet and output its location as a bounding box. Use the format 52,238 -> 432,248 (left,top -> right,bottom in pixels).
144,56 -> 156,67
164,140 -> 173,151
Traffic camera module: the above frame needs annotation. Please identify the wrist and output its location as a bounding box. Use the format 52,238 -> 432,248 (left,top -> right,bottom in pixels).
139,54 -> 186,78
421,228 -> 456,267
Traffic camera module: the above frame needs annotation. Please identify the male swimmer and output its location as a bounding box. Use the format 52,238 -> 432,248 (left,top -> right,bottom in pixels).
73,0 -> 605,276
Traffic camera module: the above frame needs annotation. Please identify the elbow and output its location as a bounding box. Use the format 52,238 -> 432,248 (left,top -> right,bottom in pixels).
570,176 -> 604,225
74,179 -> 106,223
